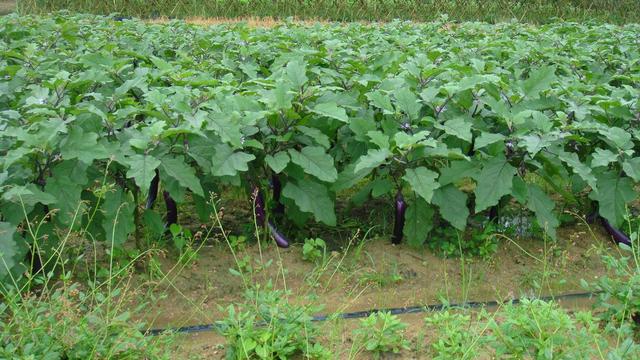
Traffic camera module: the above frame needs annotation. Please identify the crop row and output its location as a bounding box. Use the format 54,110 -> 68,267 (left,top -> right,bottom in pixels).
0,14 -> 639,281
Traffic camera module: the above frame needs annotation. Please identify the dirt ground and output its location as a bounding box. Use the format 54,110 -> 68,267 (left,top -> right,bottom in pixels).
0,1 -> 14,15
122,217 -> 617,359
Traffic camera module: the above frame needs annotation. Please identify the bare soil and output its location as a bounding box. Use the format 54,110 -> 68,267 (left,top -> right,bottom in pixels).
125,220 -> 616,359
0,1 -> 15,15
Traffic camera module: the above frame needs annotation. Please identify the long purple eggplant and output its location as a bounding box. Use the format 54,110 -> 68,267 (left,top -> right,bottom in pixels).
271,175 -> 284,215
163,191 -> 177,226
488,206 -> 499,222
146,170 -> 160,209
586,211 -> 599,225
391,191 -> 406,245
267,221 -> 289,248
601,217 -> 632,247
252,185 -> 266,226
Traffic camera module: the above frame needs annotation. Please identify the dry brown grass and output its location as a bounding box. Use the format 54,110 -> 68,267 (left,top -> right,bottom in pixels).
146,16 -> 334,28
0,0 -> 15,15
145,16 -> 464,31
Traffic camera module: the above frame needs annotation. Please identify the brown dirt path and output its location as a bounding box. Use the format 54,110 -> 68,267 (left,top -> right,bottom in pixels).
0,1 -> 15,15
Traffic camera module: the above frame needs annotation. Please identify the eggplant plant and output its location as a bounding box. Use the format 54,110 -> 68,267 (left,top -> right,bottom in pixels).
0,15 -> 639,283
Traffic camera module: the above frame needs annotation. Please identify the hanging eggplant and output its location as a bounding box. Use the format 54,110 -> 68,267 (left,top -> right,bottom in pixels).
252,185 -> 266,226
601,217 -> 632,247
391,190 -> 406,245
146,170 -> 160,209
267,221 -> 290,248
271,175 -> 285,215
163,191 -> 177,226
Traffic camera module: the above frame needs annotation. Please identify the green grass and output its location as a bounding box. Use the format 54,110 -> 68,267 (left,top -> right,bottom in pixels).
17,0 -> 640,24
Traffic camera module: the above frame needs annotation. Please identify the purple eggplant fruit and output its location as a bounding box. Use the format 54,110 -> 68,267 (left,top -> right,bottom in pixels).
601,217 -> 632,247
391,190 -> 406,245
252,185 -> 266,226
488,206 -> 499,222
146,170 -> 160,209
271,175 -> 285,215
586,211 -> 598,225
267,221 -> 289,248
163,191 -> 177,226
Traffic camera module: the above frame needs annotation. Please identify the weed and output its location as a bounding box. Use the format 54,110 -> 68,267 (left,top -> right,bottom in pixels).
351,311 -> 410,358
424,311 -> 477,359
169,224 -> 199,267
216,284 -> 330,359
357,260 -> 403,288
302,238 -> 326,263
487,299 -> 602,359
0,283 -> 172,359
429,222 -> 498,260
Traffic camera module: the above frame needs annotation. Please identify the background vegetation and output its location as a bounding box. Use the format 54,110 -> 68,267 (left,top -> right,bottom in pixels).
17,0 -> 640,24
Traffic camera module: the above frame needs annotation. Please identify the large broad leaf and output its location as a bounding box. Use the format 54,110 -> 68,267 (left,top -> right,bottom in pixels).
60,126 -> 107,164
432,185 -> 468,230
207,113 -> 243,148
474,132 -> 505,150
2,184 -> 57,207
24,160 -> 86,227
125,154 -> 161,194
160,156 -> 204,196
403,196 -> 434,248
511,176 -> 529,204
354,148 -> 390,173
262,81 -> 293,110
101,188 -> 135,245
519,134 -> 548,157
282,179 -> 336,226
403,167 -> 440,203
349,117 -> 377,141
439,161 -> 477,186
143,209 -> 165,237
288,146 -> 337,182
599,127 -> 633,150
3,147 -> 32,169
371,178 -> 394,198
311,102 -> 348,123
558,151 -> 597,190
394,87 -> 421,120
394,131 -> 434,149
366,131 -> 390,149
333,163 -> 371,192
265,152 -> 290,174
589,171 -> 637,227
366,90 -> 394,114
297,126 -> 330,148
0,222 -> 27,283
623,158 -> 640,181
285,60 -> 308,89
522,65 -> 556,98
211,143 -> 256,177
526,184 -> 559,240
474,155 -> 516,213
436,117 -> 472,143
591,148 -> 618,168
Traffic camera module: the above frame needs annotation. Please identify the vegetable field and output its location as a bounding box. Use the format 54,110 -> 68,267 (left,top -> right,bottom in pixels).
1,13 -> 640,359
2,15 -> 639,275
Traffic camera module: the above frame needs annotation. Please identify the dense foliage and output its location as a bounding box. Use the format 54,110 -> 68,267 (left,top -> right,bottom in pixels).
17,0 -> 640,24
1,14 -> 639,282
0,284 -> 172,359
